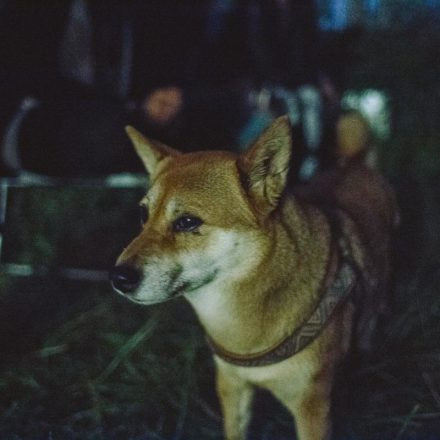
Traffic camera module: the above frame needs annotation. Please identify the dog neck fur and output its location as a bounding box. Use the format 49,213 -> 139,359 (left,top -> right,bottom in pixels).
184,196 -> 330,355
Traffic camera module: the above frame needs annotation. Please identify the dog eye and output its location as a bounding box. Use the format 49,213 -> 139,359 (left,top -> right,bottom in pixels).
139,205 -> 149,225
173,215 -> 203,233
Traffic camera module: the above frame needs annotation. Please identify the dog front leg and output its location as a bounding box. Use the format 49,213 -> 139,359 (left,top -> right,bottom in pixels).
293,390 -> 332,440
273,382 -> 332,440
216,365 -> 255,440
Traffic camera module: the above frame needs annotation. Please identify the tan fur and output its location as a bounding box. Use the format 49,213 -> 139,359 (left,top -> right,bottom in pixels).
336,110 -> 371,158
113,117 -> 397,440
336,110 -> 377,168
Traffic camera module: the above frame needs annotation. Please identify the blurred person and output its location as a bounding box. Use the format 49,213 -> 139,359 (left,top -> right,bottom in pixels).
235,0 -> 328,181
187,0 -> 335,182
0,0 -> 206,177
136,0 -> 325,157
0,0 -> 336,182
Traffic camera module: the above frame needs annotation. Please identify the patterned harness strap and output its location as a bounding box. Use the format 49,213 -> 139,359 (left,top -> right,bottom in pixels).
206,215 -> 361,367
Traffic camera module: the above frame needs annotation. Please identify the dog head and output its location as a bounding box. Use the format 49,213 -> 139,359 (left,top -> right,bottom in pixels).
110,116 -> 292,305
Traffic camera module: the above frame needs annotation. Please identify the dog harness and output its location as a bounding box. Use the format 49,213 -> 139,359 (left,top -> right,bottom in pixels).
206,212 -> 364,367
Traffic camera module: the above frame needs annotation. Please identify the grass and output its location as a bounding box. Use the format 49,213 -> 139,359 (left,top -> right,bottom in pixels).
0,280 -> 222,440
1,24 -> 440,439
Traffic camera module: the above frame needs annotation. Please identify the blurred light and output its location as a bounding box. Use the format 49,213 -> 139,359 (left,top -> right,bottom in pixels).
341,89 -> 391,140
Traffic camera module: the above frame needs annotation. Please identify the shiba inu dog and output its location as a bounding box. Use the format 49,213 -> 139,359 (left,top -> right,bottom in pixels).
110,116 -> 397,440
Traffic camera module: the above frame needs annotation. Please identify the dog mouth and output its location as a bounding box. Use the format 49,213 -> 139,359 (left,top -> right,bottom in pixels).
169,269 -> 219,298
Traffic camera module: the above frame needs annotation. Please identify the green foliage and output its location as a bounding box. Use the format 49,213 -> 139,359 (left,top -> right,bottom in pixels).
0,282 -> 222,440
3,187 -> 144,269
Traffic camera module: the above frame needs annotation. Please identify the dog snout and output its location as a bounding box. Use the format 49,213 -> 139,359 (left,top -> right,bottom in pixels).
110,264 -> 142,294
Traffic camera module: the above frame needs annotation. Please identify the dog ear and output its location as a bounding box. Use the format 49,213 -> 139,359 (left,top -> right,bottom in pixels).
125,126 -> 180,174
238,116 -> 292,215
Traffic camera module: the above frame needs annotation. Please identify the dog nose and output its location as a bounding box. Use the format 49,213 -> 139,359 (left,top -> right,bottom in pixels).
110,264 -> 142,294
